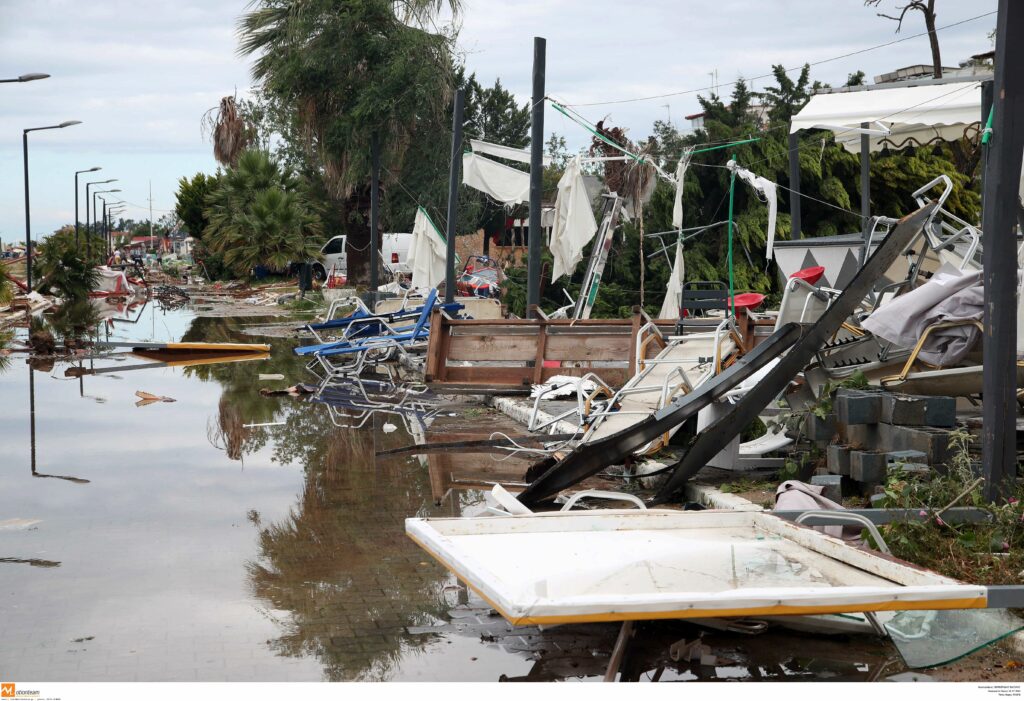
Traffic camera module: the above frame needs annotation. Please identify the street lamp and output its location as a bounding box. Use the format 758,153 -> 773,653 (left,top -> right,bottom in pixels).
1,73 -> 50,83
94,190 -> 121,257
23,120 -> 82,289
103,200 -> 126,254
85,179 -> 116,258
75,167 -> 101,252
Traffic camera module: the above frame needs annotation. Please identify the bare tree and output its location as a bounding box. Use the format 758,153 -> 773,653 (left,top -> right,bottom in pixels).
865,1 -> 943,78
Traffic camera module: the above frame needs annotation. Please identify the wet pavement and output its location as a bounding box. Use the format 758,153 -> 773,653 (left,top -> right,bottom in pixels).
0,300 -> 903,681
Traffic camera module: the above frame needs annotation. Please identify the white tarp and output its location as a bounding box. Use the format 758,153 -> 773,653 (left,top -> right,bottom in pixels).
462,152 -> 529,205
672,147 -> 694,229
550,156 -> 598,282
92,266 -> 134,296
470,138 -> 551,166
728,160 -> 779,259
790,81 -> 983,153
659,239 -> 685,320
407,207 -> 447,291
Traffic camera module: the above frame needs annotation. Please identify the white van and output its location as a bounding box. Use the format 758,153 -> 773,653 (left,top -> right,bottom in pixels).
313,233 -> 412,281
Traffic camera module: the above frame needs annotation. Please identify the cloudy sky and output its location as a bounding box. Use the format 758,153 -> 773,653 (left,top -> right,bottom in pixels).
0,0 -> 996,241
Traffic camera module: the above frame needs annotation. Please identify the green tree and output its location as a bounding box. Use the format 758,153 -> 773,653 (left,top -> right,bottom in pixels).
237,0 -> 461,283
34,226 -> 101,298
174,172 -> 220,239
203,150 -> 324,278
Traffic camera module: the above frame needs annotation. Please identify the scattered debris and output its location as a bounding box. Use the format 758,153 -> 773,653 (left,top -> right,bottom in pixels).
135,391 -> 176,407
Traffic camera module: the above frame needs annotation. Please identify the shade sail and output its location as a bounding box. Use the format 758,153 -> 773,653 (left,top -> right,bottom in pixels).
549,156 -> 598,281
462,152 -> 530,205
470,138 -> 551,166
791,81 -> 983,153
408,207 -> 447,291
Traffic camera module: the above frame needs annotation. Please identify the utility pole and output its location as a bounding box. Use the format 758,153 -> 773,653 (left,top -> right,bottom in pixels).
981,0 -> 1024,501
370,134 -> 381,296
444,90 -> 465,305
527,36 -> 546,317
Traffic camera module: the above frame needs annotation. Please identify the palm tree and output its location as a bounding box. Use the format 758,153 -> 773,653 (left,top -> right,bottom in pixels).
204,150 -> 324,278
203,96 -> 252,168
236,0 -> 461,282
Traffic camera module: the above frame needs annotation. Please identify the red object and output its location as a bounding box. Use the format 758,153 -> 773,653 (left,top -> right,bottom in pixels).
789,265 -> 825,286
542,360 -> 561,368
391,252 -> 399,263
730,292 -> 766,311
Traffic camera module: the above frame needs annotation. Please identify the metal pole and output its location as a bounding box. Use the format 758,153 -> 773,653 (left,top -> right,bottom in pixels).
86,185 -> 93,259
860,122 -> 870,237
369,133 -> 380,295
981,0 -> 1023,502
787,132 -> 801,239
445,89 -> 465,305
74,172 -> 80,253
23,131 -> 32,289
980,80 -> 994,222
527,36 -> 546,317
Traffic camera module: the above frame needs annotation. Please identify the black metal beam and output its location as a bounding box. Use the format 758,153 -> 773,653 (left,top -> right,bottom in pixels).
445,89 -> 465,305
651,204 -> 936,505
860,122 -> 870,237
981,0 -> 1024,502
369,133 -> 381,295
526,37 -> 546,318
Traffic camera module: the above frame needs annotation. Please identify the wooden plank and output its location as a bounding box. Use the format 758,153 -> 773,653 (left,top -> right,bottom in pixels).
546,334 -> 632,361
447,335 -> 537,361
424,308 -> 445,381
532,324 -> 548,384
441,366 -> 535,385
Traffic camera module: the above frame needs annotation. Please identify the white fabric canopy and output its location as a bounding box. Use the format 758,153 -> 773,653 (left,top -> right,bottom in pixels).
790,81 -> 983,153
672,147 -> 694,229
727,160 -> 779,260
550,156 -> 598,282
407,207 -> 447,291
659,239 -> 685,320
462,152 -> 529,205
470,138 -> 552,166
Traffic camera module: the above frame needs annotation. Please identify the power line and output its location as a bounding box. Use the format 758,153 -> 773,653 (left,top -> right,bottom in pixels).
564,11 -> 996,107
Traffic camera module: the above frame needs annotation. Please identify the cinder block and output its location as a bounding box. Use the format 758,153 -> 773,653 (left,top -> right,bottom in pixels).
850,451 -> 887,483
880,394 -> 927,425
922,395 -> 956,428
888,462 -> 932,479
840,422 -> 878,449
804,413 -> 837,442
879,424 -> 952,465
834,389 -> 882,425
827,444 -> 851,476
811,474 -> 843,503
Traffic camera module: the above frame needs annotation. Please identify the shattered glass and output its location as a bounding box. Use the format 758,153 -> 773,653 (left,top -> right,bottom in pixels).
885,608 -> 1024,669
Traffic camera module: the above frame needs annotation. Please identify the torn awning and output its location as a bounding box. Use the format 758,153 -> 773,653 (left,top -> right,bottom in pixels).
408,207 -> 447,291
469,139 -> 551,166
462,152 -> 529,205
790,81 -> 983,153
550,156 -> 598,282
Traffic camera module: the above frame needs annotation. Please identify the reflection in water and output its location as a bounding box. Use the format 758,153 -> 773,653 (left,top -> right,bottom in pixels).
246,418 -> 454,681
28,364 -> 90,484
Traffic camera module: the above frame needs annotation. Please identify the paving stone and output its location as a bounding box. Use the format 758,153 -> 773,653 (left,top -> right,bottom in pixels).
834,389 -> 881,425
826,444 -> 851,476
811,474 -> 843,503
850,451 -> 887,483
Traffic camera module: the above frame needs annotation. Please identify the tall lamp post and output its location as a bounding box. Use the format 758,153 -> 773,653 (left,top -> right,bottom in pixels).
23,120 -> 82,289
104,201 -> 126,255
93,190 -> 121,257
75,167 -> 101,253
1,73 -> 49,83
85,179 -> 117,257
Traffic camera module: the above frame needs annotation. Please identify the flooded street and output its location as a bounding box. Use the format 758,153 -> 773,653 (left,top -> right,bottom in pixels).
1,302 -> 901,681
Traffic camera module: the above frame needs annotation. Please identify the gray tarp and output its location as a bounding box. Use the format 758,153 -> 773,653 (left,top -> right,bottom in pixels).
862,268 -> 984,367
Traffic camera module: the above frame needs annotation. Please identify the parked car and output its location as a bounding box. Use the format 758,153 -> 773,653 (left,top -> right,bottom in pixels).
311,233 -> 412,282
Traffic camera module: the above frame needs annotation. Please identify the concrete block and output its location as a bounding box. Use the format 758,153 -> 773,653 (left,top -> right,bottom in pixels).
834,389 -> 881,425
880,394 -> 927,426
811,474 -> 843,503
826,444 -> 851,476
889,462 -> 932,479
922,395 -> 956,428
879,424 -> 952,465
840,422 -> 878,449
804,413 -> 837,442
850,451 -> 887,483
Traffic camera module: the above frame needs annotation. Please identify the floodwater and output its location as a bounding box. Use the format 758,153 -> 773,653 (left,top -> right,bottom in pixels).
1,300 -> 900,682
